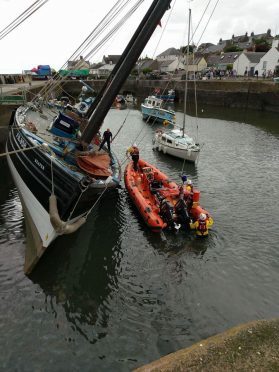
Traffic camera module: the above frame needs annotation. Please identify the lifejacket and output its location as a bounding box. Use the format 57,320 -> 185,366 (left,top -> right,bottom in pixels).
197,220 -> 207,235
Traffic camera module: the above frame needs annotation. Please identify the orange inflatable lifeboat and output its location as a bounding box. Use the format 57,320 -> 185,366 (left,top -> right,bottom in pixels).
124,158 -> 213,233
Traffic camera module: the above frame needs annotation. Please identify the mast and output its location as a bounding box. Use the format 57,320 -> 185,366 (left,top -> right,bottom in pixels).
182,8 -> 191,137
85,0 -> 160,119
81,0 -> 172,144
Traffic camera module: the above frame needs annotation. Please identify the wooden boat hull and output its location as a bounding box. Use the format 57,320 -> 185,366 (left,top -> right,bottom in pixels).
6,109 -> 121,248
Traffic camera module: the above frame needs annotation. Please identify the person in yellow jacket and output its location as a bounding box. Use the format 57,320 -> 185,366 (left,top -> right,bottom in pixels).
126,143 -> 140,171
190,213 -> 213,237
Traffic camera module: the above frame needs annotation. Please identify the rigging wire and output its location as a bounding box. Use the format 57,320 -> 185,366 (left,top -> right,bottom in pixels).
38,0 -> 144,101
0,0 -> 49,41
195,0 -> 221,47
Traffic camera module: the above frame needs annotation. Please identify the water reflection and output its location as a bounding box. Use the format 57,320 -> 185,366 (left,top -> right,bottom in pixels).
178,104 -> 279,136
29,190 -> 124,343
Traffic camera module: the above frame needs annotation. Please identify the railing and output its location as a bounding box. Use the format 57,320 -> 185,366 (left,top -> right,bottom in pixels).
0,87 -> 26,105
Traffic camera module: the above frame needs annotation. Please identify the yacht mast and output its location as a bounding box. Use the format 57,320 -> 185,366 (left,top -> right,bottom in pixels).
183,8 -> 191,137
81,0 -> 172,144
85,0 -> 160,119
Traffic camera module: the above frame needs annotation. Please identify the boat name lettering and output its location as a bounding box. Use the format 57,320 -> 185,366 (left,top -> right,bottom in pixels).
34,159 -> 45,170
16,132 -> 27,149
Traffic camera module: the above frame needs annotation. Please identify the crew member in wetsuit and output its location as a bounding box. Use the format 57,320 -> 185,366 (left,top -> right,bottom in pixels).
190,213 -> 213,237
126,143 -> 140,171
99,128 -> 112,152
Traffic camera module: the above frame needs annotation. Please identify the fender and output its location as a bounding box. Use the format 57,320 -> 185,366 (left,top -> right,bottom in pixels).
49,194 -> 86,234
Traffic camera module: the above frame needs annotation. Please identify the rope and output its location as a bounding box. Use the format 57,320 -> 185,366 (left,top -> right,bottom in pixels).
85,182 -> 111,219
50,156 -> 54,194
0,143 -> 43,157
0,0 -> 49,41
112,109 -> 131,142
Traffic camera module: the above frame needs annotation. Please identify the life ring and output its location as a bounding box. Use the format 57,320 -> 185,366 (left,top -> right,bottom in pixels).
76,102 -> 89,115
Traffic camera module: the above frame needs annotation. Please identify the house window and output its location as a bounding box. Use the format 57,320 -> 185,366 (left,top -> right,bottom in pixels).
263,61 -> 267,69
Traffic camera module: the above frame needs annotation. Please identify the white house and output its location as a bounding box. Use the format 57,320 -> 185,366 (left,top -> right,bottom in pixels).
158,57 -> 184,72
156,48 -> 182,62
254,39 -> 279,76
233,52 -> 266,76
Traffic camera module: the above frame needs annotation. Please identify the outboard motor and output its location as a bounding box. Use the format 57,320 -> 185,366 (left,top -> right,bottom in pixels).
175,198 -> 191,229
160,200 -> 180,231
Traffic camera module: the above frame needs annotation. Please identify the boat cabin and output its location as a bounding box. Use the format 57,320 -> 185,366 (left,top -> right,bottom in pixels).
144,96 -> 163,108
160,129 -> 196,147
49,112 -> 80,139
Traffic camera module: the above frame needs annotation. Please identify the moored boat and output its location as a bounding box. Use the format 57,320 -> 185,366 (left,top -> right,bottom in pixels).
152,8 -> 201,163
155,88 -> 175,102
124,158 -> 213,233
153,128 -> 200,162
141,95 -> 176,125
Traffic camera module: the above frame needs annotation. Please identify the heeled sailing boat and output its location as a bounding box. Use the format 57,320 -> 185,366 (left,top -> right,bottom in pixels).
5,0 -> 173,274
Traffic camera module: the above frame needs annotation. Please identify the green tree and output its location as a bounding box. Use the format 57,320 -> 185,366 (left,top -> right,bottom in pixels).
254,38 -> 270,52
142,68 -> 152,74
224,45 -> 242,52
180,45 -> 194,54
226,64 -> 233,71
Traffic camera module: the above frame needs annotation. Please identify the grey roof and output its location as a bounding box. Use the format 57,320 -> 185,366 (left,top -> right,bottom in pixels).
198,41 -> 227,54
103,55 -> 121,64
243,52 -> 266,63
184,55 -> 205,64
158,60 -> 174,67
157,48 -> 181,57
206,52 -> 242,65
67,58 -> 90,69
138,59 -> 158,70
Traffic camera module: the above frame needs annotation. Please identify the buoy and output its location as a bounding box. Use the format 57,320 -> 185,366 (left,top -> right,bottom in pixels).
49,194 -> 86,234
76,102 -> 89,115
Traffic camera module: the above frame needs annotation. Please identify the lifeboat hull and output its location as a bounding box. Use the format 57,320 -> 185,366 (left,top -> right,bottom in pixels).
124,158 -> 212,232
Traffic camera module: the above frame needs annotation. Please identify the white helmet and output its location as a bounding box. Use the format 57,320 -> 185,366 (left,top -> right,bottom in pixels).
187,180 -> 192,185
199,213 -> 206,221
133,143 -> 137,147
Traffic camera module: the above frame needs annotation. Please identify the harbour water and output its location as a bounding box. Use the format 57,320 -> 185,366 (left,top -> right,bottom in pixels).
0,105 -> 279,371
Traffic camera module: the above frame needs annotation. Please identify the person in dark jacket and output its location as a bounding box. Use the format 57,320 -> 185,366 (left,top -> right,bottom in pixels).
99,128 -> 112,152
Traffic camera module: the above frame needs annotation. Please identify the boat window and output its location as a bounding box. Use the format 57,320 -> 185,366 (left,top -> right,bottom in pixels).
167,139 -> 172,144
162,136 -> 166,141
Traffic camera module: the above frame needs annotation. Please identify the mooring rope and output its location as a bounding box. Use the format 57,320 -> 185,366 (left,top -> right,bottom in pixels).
0,143 -> 43,157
